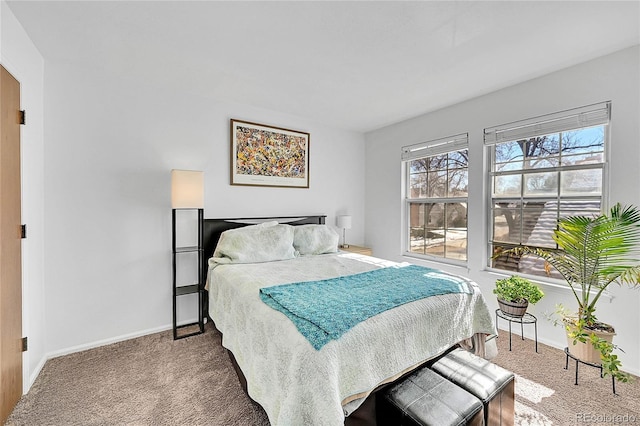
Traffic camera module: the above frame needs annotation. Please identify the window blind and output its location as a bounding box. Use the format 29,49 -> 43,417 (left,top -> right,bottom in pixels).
401,133 -> 468,161
484,101 -> 610,146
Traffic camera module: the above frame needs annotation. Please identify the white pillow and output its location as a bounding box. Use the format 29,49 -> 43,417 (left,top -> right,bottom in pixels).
213,223 -> 296,263
293,224 -> 339,255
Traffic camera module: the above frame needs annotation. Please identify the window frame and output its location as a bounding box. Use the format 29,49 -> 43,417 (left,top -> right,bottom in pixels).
484,102 -> 611,279
402,133 -> 469,266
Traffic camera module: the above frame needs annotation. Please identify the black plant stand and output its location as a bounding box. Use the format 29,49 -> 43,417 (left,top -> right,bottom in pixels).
564,347 -> 616,394
495,309 -> 538,352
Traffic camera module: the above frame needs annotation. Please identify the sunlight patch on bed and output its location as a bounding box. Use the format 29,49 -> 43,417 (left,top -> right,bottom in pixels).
337,252 -> 400,267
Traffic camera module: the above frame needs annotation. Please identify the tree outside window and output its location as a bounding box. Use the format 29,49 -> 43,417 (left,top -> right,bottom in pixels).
490,126 -> 605,278
408,149 -> 468,261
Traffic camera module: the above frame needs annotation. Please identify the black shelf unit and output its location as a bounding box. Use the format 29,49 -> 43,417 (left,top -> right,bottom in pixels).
172,208 -> 205,340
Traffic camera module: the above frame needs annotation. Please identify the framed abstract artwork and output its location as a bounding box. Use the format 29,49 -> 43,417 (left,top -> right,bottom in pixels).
230,119 -> 310,188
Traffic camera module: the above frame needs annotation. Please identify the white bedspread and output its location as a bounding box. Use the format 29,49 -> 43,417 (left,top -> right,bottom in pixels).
207,252 -> 496,425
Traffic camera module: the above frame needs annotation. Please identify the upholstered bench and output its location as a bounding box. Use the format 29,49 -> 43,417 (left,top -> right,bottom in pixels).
377,366 -> 484,426
430,348 -> 515,426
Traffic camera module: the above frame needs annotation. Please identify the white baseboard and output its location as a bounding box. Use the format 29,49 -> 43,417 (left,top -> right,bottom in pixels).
28,355 -> 48,391
46,324 -> 174,360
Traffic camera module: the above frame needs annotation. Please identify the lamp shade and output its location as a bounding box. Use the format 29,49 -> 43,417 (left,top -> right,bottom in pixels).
171,169 -> 204,208
336,215 -> 352,229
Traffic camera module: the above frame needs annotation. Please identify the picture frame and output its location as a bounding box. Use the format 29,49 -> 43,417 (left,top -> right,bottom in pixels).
230,119 -> 310,188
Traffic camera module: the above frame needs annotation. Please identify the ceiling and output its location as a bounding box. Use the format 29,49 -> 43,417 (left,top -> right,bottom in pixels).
6,1 -> 640,133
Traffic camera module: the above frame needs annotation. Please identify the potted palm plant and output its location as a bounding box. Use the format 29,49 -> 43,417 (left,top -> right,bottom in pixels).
493,275 -> 544,317
499,203 -> 640,382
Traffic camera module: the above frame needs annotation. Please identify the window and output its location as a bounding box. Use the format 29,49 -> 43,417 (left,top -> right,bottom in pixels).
485,102 -> 610,278
403,134 -> 468,262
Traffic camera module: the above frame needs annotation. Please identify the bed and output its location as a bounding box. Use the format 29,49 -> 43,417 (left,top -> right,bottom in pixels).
203,215 -> 497,426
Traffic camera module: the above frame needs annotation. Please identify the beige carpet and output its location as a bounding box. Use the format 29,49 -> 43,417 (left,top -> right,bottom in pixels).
7,322 -> 269,426
492,329 -> 640,425
7,322 -> 639,425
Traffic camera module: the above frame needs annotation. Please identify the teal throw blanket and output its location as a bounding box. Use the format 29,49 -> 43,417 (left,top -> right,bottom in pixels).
259,265 -> 472,350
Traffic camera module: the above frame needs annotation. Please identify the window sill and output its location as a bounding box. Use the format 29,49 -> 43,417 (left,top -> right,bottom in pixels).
403,252 -> 468,272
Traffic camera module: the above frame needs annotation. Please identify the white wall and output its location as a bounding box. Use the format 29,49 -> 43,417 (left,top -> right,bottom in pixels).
364,46 -> 640,375
42,62 -> 366,355
1,0 -> 46,391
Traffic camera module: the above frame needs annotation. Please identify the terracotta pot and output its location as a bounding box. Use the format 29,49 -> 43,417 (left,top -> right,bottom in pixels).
497,298 -> 529,317
565,320 -> 616,365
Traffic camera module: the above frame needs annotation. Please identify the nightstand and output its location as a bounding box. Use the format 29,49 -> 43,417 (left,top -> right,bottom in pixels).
340,245 -> 373,256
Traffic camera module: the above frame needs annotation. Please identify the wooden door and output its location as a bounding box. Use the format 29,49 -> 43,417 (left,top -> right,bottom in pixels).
0,65 -> 23,424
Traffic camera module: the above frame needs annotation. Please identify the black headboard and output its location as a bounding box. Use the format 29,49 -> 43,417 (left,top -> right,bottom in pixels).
202,215 -> 326,284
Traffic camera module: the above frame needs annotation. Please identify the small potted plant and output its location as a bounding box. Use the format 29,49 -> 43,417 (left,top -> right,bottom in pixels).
493,275 -> 544,317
